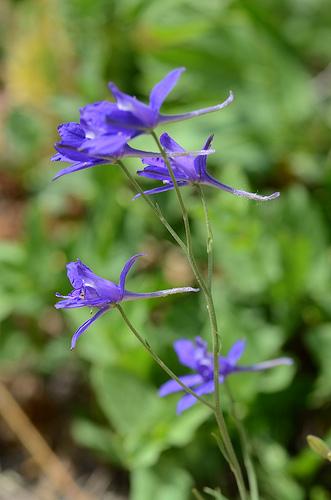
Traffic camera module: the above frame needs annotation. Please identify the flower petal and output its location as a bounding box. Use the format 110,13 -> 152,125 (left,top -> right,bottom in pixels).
159,374 -> 203,397
141,157 -> 165,167
149,68 -> 185,111
67,259 -> 94,289
226,339 -> 246,366
108,82 -> 156,126
159,132 -> 186,153
119,254 -> 144,293
176,380 -> 215,414
80,101 -> 118,135
99,107 -> 145,132
194,135 -> 214,177
70,307 -> 109,349
137,164 -> 172,181
54,143 -> 94,163
53,160 -> 104,180
57,122 -> 86,145
79,133 -> 130,157
173,339 -> 196,370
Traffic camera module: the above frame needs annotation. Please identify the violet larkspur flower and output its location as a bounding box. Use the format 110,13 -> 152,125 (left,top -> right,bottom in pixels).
105,67 -> 233,136
159,337 -> 292,413
51,67 -> 230,177
51,122 -> 159,180
55,254 -> 199,349
136,134 -> 280,201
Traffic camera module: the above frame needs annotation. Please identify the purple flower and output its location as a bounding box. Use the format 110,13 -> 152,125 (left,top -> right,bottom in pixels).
136,134 -> 280,201
51,122 -> 159,180
159,337 -> 293,413
106,67 -> 233,135
55,254 -> 199,349
51,68 -> 232,176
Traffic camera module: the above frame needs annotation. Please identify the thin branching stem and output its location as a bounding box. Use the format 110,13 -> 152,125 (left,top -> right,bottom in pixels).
116,304 -> 215,411
225,382 -> 260,500
150,132 -> 247,500
198,185 -> 214,291
117,160 -> 186,250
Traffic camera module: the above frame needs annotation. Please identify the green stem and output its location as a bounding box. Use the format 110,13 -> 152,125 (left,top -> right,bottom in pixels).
150,132 -> 247,500
225,382 -> 259,500
150,131 -> 193,254
116,304 -> 215,411
198,189 -> 247,499
117,160 -> 186,251
198,185 -> 214,291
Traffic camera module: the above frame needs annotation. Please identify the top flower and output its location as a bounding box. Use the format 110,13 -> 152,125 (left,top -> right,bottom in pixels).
159,337 -> 293,413
55,254 -> 199,349
52,68 -> 230,176
105,67 -> 233,135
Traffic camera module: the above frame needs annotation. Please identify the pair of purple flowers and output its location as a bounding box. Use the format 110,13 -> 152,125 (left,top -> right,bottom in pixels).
52,68 -> 279,202
56,255 -> 292,412
54,68 -> 289,412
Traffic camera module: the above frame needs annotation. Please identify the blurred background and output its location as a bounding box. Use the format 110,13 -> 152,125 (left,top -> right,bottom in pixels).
0,0 -> 331,498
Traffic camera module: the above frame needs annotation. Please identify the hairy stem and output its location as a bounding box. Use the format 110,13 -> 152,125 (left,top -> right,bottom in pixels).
116,304 -> 215,411
198,185 -> 214,291
150,131 -> 194,256
225,382 -> 259,500
150,132 -> 247,500
117,160 -> 186,251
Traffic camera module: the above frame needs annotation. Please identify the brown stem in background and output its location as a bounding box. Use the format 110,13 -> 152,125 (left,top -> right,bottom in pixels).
0,380 -> 94,500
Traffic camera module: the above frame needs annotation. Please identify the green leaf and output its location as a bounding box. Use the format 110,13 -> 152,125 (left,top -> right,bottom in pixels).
131,462 -> 192,500
72,418 -> 125,465
91,365 -> 210,467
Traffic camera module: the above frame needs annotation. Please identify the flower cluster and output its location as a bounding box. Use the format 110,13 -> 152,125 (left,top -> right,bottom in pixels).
51,68 -> 232,179
51,67 -> 278,201
52,67 -> 289,420
159,337 -> 292,413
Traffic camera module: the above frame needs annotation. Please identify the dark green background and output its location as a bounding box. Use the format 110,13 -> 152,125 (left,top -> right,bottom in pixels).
0,0 -> 331,498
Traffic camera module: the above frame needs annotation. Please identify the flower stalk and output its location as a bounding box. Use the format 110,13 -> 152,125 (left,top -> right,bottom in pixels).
225,382 -> 260,500
150,132 -> 248,499
51,67 -> 289,499
117,159 -> 186,250
116,304 -> 215,411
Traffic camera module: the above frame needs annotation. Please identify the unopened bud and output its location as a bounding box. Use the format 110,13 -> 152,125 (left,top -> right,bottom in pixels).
307,435 -> 331,461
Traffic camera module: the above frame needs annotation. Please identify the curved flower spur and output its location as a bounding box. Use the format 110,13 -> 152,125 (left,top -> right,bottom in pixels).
159,337 -> 293,413
107,67 -> 233,135
136,133 -> 280,201
55,254 -> 199,349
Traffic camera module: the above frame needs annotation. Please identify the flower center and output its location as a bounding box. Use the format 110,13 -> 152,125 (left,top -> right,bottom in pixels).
195,357 -> 213,380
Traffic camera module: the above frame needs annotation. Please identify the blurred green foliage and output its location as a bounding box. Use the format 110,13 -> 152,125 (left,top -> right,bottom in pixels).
1,0 -> 331,498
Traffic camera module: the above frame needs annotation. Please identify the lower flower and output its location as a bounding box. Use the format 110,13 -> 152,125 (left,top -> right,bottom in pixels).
159,337 -> 293,413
